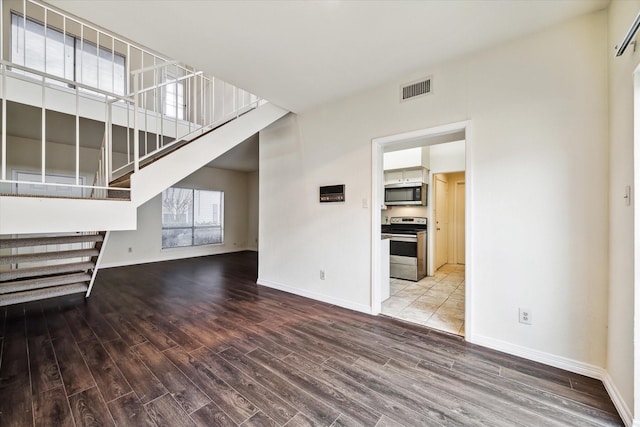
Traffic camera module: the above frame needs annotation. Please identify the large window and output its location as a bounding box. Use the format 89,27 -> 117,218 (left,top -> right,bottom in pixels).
164,70 -> 185,120
162,187 -> 223,248
11,12 -> 126,95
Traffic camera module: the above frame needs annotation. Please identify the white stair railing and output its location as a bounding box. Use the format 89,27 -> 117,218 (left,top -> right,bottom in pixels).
1,0 -> 266,198
121,62 -> 263,176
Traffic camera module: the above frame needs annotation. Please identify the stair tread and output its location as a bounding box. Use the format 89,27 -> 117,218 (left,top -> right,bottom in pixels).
0,283 -> 88,307
0,272 -> 92,294
0,234 -> 103,249
0,261 -> 95,282
0,248 -> 99,265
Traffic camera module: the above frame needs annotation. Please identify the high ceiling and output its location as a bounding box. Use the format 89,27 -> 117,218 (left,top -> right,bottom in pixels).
48,0 -> 610,113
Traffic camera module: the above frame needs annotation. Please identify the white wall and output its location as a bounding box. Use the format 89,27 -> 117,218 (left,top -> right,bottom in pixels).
429,140 -> 466,173
247,171 -> 259,251
101,165 -> 256,267
607,0 -> 640,421
260,10 -> 609,374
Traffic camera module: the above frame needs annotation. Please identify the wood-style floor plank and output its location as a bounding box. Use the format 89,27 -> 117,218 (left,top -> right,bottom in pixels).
102,338 -> 167,404
50,333 -> 96,397
193,347 -> 298,425
68,386 -> 114,427
107,392 -> 156,427
164,346 -> 257,424
78,338 -> 132,402
33,386 -> 74,427
145,393 -> 196,427
28,335 -> 62,396
217,346 -> 341,425
0,252 -> 624,427
132,341 -> 210,414
189,402 -> 237,427
242,347 -> 382,426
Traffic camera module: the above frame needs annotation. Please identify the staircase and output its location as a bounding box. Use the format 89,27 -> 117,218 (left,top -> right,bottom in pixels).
0,232 -> 107,306
0,2 -> 290,306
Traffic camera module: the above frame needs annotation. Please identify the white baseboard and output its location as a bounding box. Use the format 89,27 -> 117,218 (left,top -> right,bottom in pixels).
469,333 -> 602,378
257,278 -> 372,315
99,248 -> 250,269
470,333 -> 632,426
601,371 -> 634,427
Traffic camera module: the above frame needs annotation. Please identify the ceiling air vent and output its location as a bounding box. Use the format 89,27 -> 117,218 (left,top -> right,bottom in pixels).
400,76 -> 432,102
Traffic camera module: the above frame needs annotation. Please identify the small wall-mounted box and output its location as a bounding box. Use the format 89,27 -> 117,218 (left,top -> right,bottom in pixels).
319,185 -> 345,203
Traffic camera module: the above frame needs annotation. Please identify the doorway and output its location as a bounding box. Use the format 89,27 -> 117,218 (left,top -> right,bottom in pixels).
371,121 -> 472,338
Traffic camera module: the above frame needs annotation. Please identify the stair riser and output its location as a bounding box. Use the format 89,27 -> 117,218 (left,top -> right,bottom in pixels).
0,234 -> 103,249
0,283 -> 88,307
0,262 -> 95,282
0,273 -> 92,294
0,249 -> 99,265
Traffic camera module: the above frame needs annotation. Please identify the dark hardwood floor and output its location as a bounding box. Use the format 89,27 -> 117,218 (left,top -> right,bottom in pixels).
0,251 -> 624,426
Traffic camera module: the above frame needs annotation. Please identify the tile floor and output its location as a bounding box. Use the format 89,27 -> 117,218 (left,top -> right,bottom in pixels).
382,264 -> 465,335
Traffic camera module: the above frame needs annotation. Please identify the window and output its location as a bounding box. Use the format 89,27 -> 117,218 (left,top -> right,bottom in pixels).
164,70 -> 185,120
11,12 -> 126,95
162,187 -> 223,248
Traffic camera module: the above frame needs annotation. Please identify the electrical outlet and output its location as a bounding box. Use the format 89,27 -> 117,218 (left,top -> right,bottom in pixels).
519,308 -> 532,325
320,270 -> 325,280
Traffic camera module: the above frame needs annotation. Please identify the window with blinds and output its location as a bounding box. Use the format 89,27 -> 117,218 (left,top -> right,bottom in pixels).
10,12 -> 126,95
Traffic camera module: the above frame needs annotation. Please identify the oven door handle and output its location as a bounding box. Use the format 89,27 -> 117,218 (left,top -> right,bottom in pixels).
390,235 -> 417,242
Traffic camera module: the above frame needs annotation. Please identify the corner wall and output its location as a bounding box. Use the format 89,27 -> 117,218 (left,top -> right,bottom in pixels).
607,0 -> 640,422
260,10 -> 609,375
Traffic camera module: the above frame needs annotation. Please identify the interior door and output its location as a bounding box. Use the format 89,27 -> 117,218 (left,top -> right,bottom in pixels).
434,175 -> 449,270
455,180 -> 466,264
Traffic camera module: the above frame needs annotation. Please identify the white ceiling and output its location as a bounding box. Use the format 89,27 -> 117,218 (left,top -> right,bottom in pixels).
48,0 -> 610,113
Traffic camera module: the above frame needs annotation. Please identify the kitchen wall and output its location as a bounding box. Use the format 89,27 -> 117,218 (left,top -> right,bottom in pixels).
260,8 -> 609,384
429,140 -> 466,173
607,0 -> 640,420
102,165 -> 258,267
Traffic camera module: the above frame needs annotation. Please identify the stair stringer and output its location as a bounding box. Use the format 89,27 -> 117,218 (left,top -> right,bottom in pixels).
131,103 -> 289,207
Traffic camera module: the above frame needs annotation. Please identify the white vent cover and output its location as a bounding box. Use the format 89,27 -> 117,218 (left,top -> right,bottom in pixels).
400,76 -> 432,102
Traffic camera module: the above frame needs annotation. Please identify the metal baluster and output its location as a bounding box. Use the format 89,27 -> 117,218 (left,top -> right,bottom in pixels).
41,75 -> 45,183
104,94 -> 108,186
133,73 -> 139,172
1,66 -> 6,181
75,82 -> 79,186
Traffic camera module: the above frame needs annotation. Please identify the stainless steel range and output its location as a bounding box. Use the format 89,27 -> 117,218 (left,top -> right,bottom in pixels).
382,217 -> 428,281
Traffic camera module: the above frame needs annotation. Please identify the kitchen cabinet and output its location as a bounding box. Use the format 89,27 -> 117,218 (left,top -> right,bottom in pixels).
384,147 -> 423,170
384,146 -> 431,170
384,168 -> 428,185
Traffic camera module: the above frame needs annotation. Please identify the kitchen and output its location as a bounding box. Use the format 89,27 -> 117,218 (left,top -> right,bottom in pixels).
380,139 -> 466,335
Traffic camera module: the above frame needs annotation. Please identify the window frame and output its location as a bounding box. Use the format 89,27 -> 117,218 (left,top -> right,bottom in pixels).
10,11 -> 127,96
161,187 -> 224,249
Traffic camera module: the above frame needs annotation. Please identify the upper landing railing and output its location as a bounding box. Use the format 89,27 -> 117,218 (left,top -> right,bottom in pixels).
0,0 -> 264,199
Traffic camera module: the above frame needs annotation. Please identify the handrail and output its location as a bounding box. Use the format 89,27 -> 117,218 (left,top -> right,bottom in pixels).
0,60 -> 132,103
0,0 -> 265,200
132,70 -> 204,96
130,61 -> 179,76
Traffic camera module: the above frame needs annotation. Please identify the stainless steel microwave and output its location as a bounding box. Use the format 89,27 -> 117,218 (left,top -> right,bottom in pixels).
384,183 -> 427,206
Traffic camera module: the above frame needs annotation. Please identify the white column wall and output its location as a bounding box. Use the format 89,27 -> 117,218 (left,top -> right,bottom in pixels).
608,0 -> 640,421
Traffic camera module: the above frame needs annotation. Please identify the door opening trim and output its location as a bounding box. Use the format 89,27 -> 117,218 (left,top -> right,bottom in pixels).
370,120 -> 473,339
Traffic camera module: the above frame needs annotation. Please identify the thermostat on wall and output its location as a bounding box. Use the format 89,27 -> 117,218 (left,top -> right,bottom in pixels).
319,185 -> 345,203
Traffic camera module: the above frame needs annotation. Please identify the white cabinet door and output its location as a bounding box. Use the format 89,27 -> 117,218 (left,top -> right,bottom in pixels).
402,169 -> 424,183
384,171 -> 404,185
